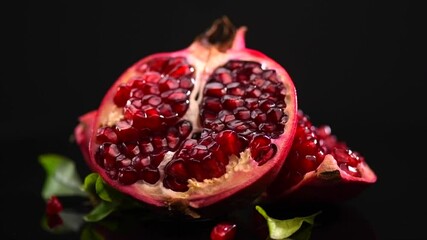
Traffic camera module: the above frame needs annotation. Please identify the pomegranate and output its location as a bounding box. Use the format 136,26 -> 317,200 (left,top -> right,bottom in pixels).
75,16 -> 297,216
265,110 -> 377,204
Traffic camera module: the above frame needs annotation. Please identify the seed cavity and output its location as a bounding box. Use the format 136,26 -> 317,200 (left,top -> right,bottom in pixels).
95,59 -> 289,192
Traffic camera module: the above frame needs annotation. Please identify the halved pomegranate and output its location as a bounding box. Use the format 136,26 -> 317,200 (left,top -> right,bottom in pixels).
75,17 -> 297,216
265,110 -> 377,205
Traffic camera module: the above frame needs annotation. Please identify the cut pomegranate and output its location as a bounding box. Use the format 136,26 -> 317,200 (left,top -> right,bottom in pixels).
265,110 -> 377,204
75,16 -> 297,216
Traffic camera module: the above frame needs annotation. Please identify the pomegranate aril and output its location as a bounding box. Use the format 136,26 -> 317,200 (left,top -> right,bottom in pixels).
119,142 -> 140,157
216,130 -> 242,156
96,127 -> 118,143
222,95 -> 245,109
113,85 -> 131,107
118,168 -> 139,185
115,120 -> 139,142
163,176 -> 189,192
132,155 -> 151,170
165,159 -> 190,181
233,107 -> 250,120
249,135 -> 275,163
204,97 -> 223,112
205,82 -> 226,97
150,151 -> 166,167
141,167 -> 161,184
139,141 -> 154,154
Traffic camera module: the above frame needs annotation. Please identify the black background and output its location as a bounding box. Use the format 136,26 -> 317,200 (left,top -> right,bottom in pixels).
4,1 -> 426,239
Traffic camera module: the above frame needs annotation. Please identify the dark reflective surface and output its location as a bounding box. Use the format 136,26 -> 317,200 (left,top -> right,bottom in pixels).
6,0 -> 427,239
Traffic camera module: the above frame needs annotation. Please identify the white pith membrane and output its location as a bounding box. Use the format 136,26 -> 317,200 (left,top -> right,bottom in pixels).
89,27 -> 297,212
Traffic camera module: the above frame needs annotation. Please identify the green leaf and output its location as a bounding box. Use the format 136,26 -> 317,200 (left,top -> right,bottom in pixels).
95,176 -> 124,202
83,172 -> 99,194
84,200 -> 119,222
95,176 -> 113,202
255,205 -> 321,240
39,154 -> 88,200
80,224 -> 105,240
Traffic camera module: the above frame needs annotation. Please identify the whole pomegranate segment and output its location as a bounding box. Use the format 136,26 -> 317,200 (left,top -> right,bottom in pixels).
79,16 -> 297,213
265,110 -> 377,204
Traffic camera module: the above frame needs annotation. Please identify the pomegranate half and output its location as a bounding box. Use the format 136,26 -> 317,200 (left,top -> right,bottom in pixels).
75,17 -> 297,216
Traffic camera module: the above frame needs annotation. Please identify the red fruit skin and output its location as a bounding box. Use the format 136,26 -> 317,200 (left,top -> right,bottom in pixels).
74,110 -> 97,169
265,150 -> 377,206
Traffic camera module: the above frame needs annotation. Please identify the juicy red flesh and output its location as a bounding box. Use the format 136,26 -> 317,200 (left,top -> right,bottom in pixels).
163,61 -> 288,191
95,57 -> 195,185
210,222 -> 237,240
281,111 -> 365,188
201,61 -> 288,139
95,57 -> 290,192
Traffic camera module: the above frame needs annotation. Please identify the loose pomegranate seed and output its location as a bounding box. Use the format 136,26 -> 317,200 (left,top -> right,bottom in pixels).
210,222 -> 237,240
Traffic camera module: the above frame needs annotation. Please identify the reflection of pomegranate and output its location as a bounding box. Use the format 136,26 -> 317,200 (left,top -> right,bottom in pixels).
75,16 -> 297,216
266,110 -> 377,204
210,222 -> 237,240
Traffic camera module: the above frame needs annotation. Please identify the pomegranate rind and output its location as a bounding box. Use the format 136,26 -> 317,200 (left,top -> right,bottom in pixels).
265,154 -> 377,205
74,110 -> 97,169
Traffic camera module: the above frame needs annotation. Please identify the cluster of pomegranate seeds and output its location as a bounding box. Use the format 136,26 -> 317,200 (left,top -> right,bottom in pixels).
282,111 -> 365,188
45,196 -> 63,228
95,57 -> 195,185
162,60 -> 288,192
210,222 -> 237,240
201,60 -> 288,139
95,58 -> 290,192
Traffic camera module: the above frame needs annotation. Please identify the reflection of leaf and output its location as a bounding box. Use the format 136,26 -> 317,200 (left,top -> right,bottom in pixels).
80,223 -> 105,240
41,210 -> 86,234
84,201 -> 119,222
256,205 -> 321,240
39,154 -> 87,200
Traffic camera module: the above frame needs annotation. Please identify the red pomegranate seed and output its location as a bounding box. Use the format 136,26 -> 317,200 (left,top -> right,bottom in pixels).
96,126 -> 118,143
159,76 -> 180,91
115,120 -> 139,142
205,82 -> 226,97
118,168 -> 139,185
141,167 -> 161,184
222,95 -> 245,109
113,85 -> 131,107
210,222 -> 237,240
163,175 -> 189,192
